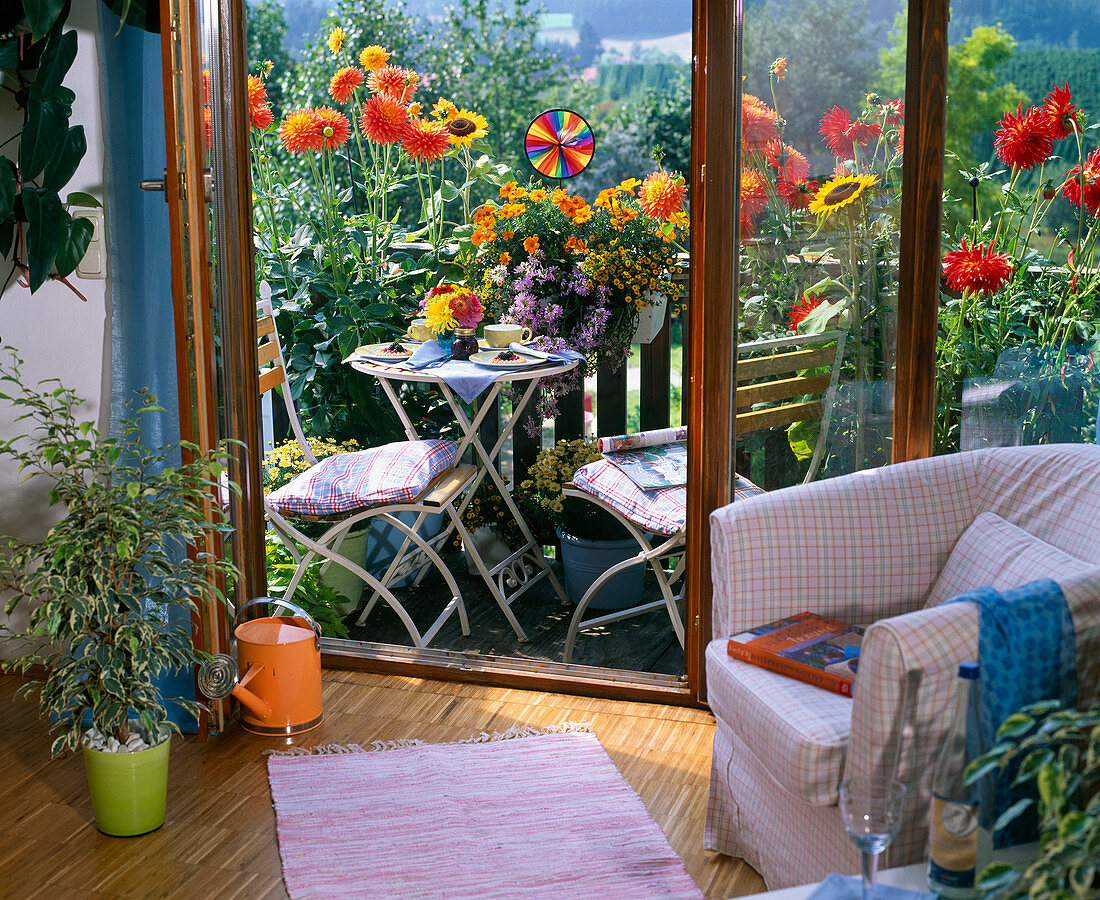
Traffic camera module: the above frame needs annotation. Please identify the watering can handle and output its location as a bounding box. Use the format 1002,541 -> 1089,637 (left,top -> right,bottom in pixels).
234,597 -> 322,651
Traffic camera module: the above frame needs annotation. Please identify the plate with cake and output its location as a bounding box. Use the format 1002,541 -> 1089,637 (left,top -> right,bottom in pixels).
356,341 -> 416,363
468,349 -> 544,370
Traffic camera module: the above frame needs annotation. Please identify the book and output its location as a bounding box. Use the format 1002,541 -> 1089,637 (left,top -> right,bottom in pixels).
597,427 -> 687,490
726,612 -> 864,696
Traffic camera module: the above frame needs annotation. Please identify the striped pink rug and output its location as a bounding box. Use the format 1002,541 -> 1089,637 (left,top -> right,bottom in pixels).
266,726 -> 704,899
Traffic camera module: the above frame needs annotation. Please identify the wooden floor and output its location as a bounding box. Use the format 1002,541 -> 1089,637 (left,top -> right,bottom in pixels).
0,670 -> 766,899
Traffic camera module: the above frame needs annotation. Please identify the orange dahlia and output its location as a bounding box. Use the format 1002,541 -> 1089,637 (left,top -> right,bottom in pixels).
943,239 -> 1013,297
247,75 -> 273,129
402,118 -> 450,162
359,45 -> 390,71
769,57 -> 787,80
742,94 -> 779,147
639,169 -> 687,221
278,108 -> 323,154
1061,148 -> 1100,216
358,94 -> 409,144
740,169 -> 767,219
1042,82 -> 1079,141
329,66 -> 364,104
368,65 -> 417,102
313,107 -> 351,150
994,104 -> 1055,171
764,141 -> 809,183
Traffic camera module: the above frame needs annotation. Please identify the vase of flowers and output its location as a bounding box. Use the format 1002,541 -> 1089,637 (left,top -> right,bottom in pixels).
520,439 -> 643,610
462,171 -> 688,422
417,282 -> 483,357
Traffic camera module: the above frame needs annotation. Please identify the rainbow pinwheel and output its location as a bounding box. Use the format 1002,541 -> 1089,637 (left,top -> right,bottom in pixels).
524,109 -> 595,179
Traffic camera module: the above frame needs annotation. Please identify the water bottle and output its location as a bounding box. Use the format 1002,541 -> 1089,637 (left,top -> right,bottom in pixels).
927,661 -> 991,898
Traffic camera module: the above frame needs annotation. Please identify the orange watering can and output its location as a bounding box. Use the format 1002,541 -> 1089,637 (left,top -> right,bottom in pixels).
198,598 -> 324,736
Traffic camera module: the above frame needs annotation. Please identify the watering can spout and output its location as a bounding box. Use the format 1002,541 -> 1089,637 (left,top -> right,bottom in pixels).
231,664 -> 272,720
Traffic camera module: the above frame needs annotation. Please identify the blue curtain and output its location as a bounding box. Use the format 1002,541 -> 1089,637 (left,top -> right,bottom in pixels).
98,8 -> 196,730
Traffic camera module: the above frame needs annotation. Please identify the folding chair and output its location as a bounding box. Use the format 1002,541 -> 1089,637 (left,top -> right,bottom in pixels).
257,297 -> 477,648
561,329 -> 846,662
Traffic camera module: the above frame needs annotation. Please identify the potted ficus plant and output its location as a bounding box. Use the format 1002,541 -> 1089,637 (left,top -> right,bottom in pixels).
520,439 -> 642,611
0,352 -> 237,836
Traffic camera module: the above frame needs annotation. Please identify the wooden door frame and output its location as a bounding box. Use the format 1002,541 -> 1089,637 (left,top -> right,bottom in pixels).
684,0 -> 950,701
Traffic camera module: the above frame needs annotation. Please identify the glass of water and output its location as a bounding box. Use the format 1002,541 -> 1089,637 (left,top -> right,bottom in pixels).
838,777 -> 907,899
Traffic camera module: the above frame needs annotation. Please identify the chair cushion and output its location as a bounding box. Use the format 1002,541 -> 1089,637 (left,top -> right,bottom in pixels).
705,639 -> 852,806
573,460 -> 763,536
267,440 -> 458,517
924,511 -> 1097,609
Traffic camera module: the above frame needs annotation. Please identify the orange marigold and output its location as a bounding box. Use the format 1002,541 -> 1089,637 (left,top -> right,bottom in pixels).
358,94 -> 409,144
314,107 -> 351,150
328,66 -> 364,104
499,252 -> 511,265
500,230 -> 514,241
402,118 -> 451,162
523,236 -> 540,254
639,169 -> 687,220
278,108 -> 323,154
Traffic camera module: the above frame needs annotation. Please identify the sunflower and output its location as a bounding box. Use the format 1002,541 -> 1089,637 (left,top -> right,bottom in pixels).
993,104 -> 1055,172
278,108 -> 323,154
327,27 -> 345,55
313,107 -> 351,150
358,45 -> 390,71
808,174 -> 877,218
358,94 -> 409,145
445,108 -> 488,147
402,118 -> 451,162
328,66 -> 364,104
1042,82 -> 1079,141
638,169 -> 687,220
942,239 -> 1013,297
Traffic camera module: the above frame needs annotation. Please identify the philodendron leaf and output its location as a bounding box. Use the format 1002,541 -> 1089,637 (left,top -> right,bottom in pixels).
21,188 -> 65,291
0,158 -> 16,221
42,125 -> 86,193
22,86 -> 75,182
54,213 -> 93,278
24,0 -> 68,42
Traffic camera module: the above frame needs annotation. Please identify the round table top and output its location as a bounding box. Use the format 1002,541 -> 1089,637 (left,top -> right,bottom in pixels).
349,355 -> 579,384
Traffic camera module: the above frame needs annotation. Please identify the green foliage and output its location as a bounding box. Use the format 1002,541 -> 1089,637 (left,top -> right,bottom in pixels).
245,0 -> 295,118
964,700 -> 1100,899
263,531 -> 350,640
0,351 -> 238,757
1,6 -> 97,295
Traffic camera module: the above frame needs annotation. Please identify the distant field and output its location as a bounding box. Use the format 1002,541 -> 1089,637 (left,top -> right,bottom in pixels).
602,31 -> 691,63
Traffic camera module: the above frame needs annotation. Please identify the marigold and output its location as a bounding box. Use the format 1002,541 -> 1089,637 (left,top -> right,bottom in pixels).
1042,82 -> 1079,141
328,66 -> 364,104
994,104 -> 1055,171
763,141 -> 809,183
402,118 -> 451,162
278,108 -> 323,154
500,230 -> 514,241
445,108 -> 488,147
358,94 -> 409,144
819,106 -> 856,159
942,239 -> 1013,297
742,94 -> 779,147
499,252 -> 511,266
313,107 -> 350,150
529,188 -> 548,202
1061,148 -> 1100,216
524,236 -> 540,254
327,27 -> 345,55
368,65 -> 417,102
639,169 -> 687,220
788,294 -> 825,332
359,45 -> 390,70
808,173 -> 878,218
564,237 -> 587,255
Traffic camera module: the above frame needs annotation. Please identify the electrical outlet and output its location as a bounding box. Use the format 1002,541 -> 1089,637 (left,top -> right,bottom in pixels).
72,208 -> 106,279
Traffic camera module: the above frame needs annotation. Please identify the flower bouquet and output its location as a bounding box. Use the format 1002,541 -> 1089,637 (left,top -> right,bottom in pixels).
418,282 -> 484,338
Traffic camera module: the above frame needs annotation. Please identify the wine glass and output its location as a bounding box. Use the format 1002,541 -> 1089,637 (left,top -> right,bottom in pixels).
838,776 -> 907,899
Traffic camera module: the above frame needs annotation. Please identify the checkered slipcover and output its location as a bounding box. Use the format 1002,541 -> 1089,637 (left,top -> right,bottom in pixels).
267,439 -> 457,517
572,459 -> 763,535
705,443 -> 1100,890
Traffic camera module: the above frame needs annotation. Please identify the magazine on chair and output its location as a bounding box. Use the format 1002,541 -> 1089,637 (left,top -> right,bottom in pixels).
597,427 -> 687,490
726,612 -> 864,696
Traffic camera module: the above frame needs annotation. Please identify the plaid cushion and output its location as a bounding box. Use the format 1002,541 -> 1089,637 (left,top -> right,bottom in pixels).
573,460 -> 763,536
267,440 -> 457,517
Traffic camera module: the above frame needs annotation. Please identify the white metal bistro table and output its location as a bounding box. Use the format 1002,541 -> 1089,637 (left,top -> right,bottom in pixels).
350,354 -> 579,640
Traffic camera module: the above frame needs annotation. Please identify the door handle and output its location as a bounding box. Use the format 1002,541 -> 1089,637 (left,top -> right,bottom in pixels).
140,169 -> 214,202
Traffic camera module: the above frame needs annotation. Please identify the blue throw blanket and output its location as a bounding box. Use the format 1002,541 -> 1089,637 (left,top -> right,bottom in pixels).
948,578 -> 1077,846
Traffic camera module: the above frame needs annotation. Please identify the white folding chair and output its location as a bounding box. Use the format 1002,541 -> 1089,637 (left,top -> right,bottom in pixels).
257,297 -> 476,648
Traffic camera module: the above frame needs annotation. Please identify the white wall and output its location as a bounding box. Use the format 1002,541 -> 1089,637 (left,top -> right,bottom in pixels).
0,3 -> 111,649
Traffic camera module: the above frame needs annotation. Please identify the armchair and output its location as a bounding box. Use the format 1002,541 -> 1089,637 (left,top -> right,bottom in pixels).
704,444 -> 1100,889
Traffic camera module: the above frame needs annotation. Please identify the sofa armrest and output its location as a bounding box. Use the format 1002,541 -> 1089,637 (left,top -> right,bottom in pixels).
709,454 -> 983,639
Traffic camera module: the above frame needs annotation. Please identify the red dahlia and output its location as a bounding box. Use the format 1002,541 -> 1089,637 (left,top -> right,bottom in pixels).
776,178 -> 818,212
313,106 -> 351,150
1061,148 -> 1100,216
942,239 -> 1013,297
788,294 -> 825,332
358,94 -> 410,144
820,106 -> 855,159
402,118 -> 451,162
993,104 -> 1055,171
1042,82 -> 1079,141
764,140 -> 809,183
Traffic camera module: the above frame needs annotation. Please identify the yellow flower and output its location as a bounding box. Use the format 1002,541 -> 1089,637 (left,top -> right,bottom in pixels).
499,252 -> 511,265
359,45 -> 389,70
808,173 -> 878,218
422,292 -> 458,334
327,27 -> 346,55
431,97 -> 457,120
524,236 -> 540,254
444,108 -> 488,147
529,188 -> 548,202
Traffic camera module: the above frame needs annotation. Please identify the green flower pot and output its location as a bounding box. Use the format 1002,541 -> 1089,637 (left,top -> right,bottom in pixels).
83,736 -> 170,836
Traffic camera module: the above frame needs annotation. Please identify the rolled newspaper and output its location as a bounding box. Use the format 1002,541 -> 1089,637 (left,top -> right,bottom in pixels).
597,426 -> 687,454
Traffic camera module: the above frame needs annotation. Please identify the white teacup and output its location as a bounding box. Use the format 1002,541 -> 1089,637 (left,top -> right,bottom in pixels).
406,319 -> 433,342
484,323 -> 533,348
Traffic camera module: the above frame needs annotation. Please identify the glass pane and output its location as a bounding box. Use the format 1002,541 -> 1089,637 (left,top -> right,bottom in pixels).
737,1 -> 901,488
247,0 -> 692,680
938,2 -> 1100,454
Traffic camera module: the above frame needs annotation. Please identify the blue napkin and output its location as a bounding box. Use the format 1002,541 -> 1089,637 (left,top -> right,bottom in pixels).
400,340 -> 506,404
807,874 -> 936,899
508,342 -> 586,365
406,339 -> 448,370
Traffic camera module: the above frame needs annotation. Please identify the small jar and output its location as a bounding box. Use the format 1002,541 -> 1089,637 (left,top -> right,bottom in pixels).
450,327 -> 479,361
